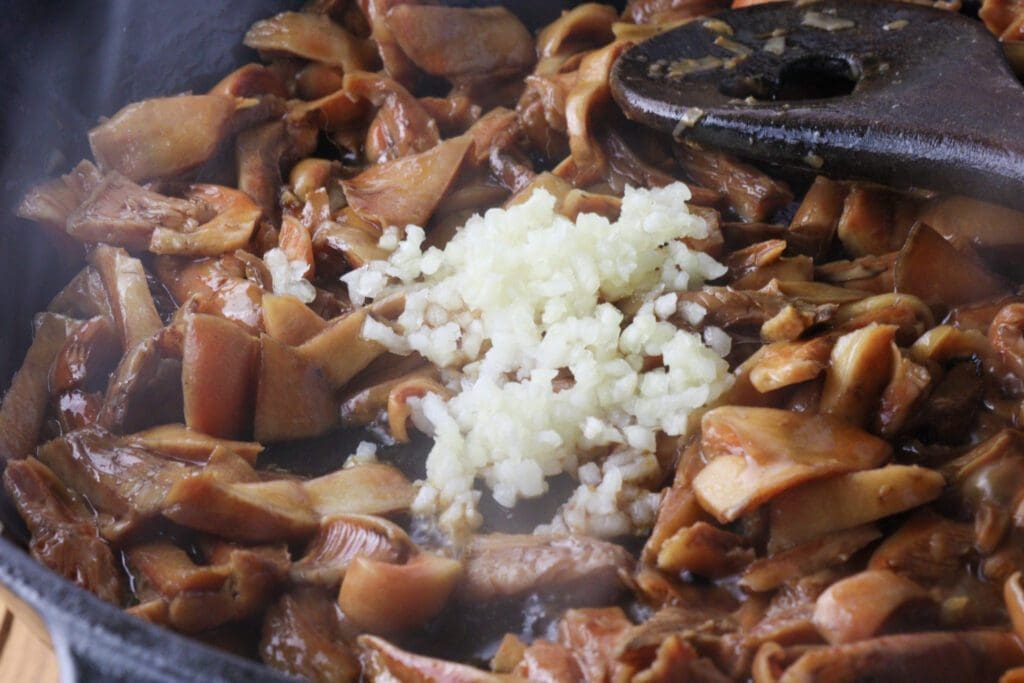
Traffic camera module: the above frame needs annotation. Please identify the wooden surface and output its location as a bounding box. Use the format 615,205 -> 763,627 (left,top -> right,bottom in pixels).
0,595 -> 59,683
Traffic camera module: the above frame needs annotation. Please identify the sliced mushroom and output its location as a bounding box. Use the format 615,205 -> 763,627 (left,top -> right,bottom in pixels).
748,337 -> 834,394
47,266 -> 112,320
358,634 -> 516,682
832,293 -> 934,345
236,120 -> 318,221
385,5 -> 535,82
342,134 -> 473,229
768,465 -> 945,551
820,324 -> 898,427
990,303 -> 1024,386
89,245 -> 164,349
149,185 -> 262,257
339,552 -> 462,634
36,427 -> 191,538
297,307 -> 386,389
565,41 -> 634,177
344,70 -> 440,163
162,469 -> 318,543
16,160 -> 103,241
127,541 -> 288,633
693,407 -> 892,523
181,313 -> 258,440
260,587 -> 361,683
868,511 -> 973,584
3,458 -> 124,603
96,330 -> 183,434
460,533 -> 632,603
816,252 -> 897,295
303,463 -> 416,518
126,424 -> 263,465
741,525 -> 882,593
88,95 -> 237,182
209,63 -> 289,99
0,314 -> 79,461
788,176 -> 847,257
254,334 -> 339,443
261,292 -> 329,346
656,521 -> 754,579
512,640 -> 583,682
874,346 -> 932,438
244,11 -> 377,71
291,513 -> 414,587
557,607 -> 632,683
812,570 -> 937,645
777,631 -> 1024,683
675,143 -> 793,222
154,255 -> 264,334
836,184 -> 919,257
537,3 -> 619,62
916,194 -> 1024,271
895,223 -> 1010,312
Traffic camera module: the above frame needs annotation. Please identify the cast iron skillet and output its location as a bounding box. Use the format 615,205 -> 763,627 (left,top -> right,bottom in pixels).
0,1 -> 608,680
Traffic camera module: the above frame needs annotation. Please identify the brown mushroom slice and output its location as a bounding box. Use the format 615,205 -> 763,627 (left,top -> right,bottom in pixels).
873,346 -> 931,439
748,337 -> 834,394
386,374 -> 448,443
675,144 -> 793,222
615,604 -> 737,674
261,587 -> 361,683
47,266 -> 112,320
816,252 -> 897,295
296,307 -> 386,389
3,458 -> 124,604
236,120 -> 318,222
537,3 -> 618,60
512,640 -> 584,682
0,314 -> 79,461
819,324 -> 897,427
359,634 -> 517,682
556,607 -> 632,683
625,0 -> 730,23
244,11 -> 376,71
36,427 -> 191,538
181,313 -> 258,440
254,334 -> 339,443
460,533 -> 632,603
96,330 -> 184,434
917,194 -> 1024,270
835,184 -> 919,257
162,470 -> 318,543
741,525 -> 882,593
150,185 -> 261,257
49,316 -> 120,397
990,303 -> 1024,384
303,464 -> 416,518
788,176 -> 847,257
70,172 -> 214,246
832,293 -> 934,345
868,511 -> 973,584
339,552 -> 462,634
895,223 -> 1010,311
154,255 -> 263,334
126,424 -> 263,465
129,541 -> 289,633
778,631 -> 1024,683
386,5 -> 534,81
88,95 -> 236,182
344,70 -> 440,163
312,208 -> 388,274
261,292 -> 329,346
761,280 -> 869,306
209,63 -> 289,99
17,160 -> 103,240
768,465 -> 944,551
656,521 -> 754,579
287,89 -> 369,132
342,134 -> 472,229
89,245 -> 163,349
565,41 -> 634,176
291,514 -> 414,587
812,570 -> 937,645
1005,572 -> 1024,645
693,407 -> 892,524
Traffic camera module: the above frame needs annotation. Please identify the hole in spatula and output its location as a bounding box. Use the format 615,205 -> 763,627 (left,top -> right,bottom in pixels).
719,55 -> 859,101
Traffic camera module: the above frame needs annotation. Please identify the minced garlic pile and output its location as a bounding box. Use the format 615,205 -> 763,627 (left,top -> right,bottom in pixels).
343,183 -> 733,539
